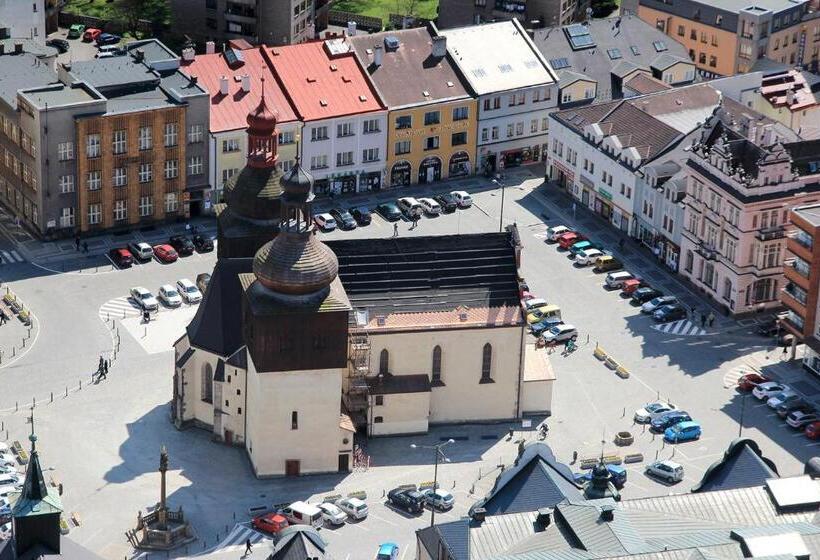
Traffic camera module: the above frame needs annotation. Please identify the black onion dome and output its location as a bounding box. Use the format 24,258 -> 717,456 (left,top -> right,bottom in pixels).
281,160 -> 314,199
223,166 -> 283,221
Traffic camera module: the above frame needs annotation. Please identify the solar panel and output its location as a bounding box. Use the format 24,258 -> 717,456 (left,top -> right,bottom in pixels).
550,58 -> 570,69
566,23 -> 589,37
570,35 -> 595,49
607,48 -> 622,60
224,48 -> 244,67
653,40 -> 668,52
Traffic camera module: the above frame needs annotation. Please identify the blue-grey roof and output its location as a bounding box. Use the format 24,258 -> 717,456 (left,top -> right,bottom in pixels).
69,57 -> 159,92
0,52 -> 57,108
692,439 -> 779,494
439,518 -> 471,560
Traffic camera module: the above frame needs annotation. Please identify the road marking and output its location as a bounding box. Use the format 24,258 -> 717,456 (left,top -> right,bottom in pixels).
98,296 -> 142,321
651,319 -> 708,336
10,250 -> 22,262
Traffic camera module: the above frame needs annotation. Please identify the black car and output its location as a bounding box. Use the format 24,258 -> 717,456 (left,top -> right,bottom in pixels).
776,399 -> 811,418
434,193 -> 458,213
330,208 -> 357,230
653,304 -> 687,322
169,235 -> 195,256
46,38 -> 69,53
349,206 -> 372,225
376,202 -> 402,221
631,287 -> 663,304
757,318 -> 782,337
650,411 -> 692,433
387,488 -> 425,514
192,234 -> 214,252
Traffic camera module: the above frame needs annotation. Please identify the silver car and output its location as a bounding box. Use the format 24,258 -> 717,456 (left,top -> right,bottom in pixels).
645,460 -> 684,483
130,287 -> 159,312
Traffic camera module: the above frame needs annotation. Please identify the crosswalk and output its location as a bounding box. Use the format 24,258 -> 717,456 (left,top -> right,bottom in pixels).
0,250 -> 24,263
98,296 -> 142,321
215,524 -> 269,552
651,319 -> 708,336
722,364 -> 758,388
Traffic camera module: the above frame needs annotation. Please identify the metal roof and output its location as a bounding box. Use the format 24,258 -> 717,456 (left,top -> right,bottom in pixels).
0,52 -> 56,109
692,439 -> 779,494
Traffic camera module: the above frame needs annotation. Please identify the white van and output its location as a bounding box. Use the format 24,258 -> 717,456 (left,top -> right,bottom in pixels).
397,197 -> 423,219
279,501 -> 323,529
605,271 -> 634,289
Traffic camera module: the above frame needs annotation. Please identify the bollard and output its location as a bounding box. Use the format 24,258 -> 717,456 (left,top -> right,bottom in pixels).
470,484 -> 475,494
22,338 -> 25,347
671,447 -> 676,458
382,489 -> 385,497
655,450 -> 659,460
586,334 -> 590,344
79,380 -> 82,390
478,467 -> 482,479
32,397 -> 35,409
50,392 -> 53,403
452,480 -> 456,489
233,511 -> 236,520
12,347 -> 15,356
65,387 -> 68,397
15,401 -> 18,412
123,310 -> 126,319
622,407 -> 625,418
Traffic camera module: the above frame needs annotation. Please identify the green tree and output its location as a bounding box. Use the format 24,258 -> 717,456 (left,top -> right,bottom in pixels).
591,0 -> 618,18
111,0 -> 169,35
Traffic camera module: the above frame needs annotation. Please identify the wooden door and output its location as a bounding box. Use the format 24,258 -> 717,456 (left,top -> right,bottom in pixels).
285,460 -> 300,476
338,453 -> 349,472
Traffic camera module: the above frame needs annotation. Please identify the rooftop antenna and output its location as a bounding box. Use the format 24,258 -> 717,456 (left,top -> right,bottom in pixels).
29,407 -> 36,451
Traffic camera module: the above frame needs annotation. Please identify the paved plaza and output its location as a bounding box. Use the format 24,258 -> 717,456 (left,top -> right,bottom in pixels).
0,166 -> 818,559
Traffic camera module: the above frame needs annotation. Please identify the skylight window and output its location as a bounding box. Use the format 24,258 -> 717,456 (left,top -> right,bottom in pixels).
498,63 -> 513,73
550,57 -> 570,69
653,40 -> 668,52
564,23 -> 595,50
630,45 -> 640,56
607,48 -> 622,60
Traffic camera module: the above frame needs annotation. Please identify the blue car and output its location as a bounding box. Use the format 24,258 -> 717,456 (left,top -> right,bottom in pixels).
573,464 -> 627,488
377,543 -> 399,560
664,420 -> 701,443
569,240 -> 601,257
650,410 -> 692,433
530,317 -> 563,336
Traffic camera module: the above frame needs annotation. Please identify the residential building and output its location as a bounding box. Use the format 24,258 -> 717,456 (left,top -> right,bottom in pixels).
680,98 -> 819,316
634,157 -> 688,271
0,39 -> 210,237
170,0 -> 316,48
745,67 -> 820,140
180,41 -> 300,208
348,27 -> 476,188
0,0 -> 45,41
636,0 -> 820,76
267,38 -> 387,195
174,106 -> 552,476
439,20 -> 558,174
547,84 -> 721,235
533,16 -> 697,107
437,0 -> 589,31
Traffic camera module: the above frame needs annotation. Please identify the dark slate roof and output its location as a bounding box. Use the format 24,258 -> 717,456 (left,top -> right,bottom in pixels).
367,373 -> 431,395
213,359 -> 226,383
226,347 -> 247,368
691,439 -> 779,494
176,347 -> 195,368
269,526 -> 327,560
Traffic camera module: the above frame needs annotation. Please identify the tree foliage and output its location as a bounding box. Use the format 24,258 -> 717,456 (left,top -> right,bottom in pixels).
591,0 -> 618,18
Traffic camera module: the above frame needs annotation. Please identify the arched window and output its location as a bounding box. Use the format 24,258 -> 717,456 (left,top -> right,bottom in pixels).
379,349 -> 389,375
201,363 -> 213,403
431,346 -> 442,383
481,343 -> 493,383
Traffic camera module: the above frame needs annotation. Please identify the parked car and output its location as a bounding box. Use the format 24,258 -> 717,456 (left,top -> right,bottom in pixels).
419,197 -> 442,216
650,410 -> 692,433
593,255 -> 623,272
130,287 -> 158,312
569,240 -> 601,257
653,304 -> 687,322
752,382 -> 790,400
67,23 -> 85,39
574,464 -> 627,488
128,241 -> 154,262
775,400 -> 810,418
575,248 -> 604,266
83,28 -> 102,42
96,33 -> 121,45
176,279 -> 203,304
252,513 -> 288,534
558,232 -> 587,250
541,324 -> 578,343
196,273 -> 211,294
314,213 -> 337,231
109,247 -> 133,268
153,244 -> 179,263
158,285 -> 182,307
546,225 -> 572,242
605,271 -> 634,289
434,193 -> 458,213
46,38 -> 69,53
397,197 -> 423,219
450,190 -> 472,207
737,373 -> 770,392
787,410 -> 820,428
279,501 -> 323,528
422,488 -> 455,510
192,235 -> 214,252
664,420 -> 701,443
96,45 -> 124,58
169,235 -> 195,256
316,502 -> 348,526
376,202 -> 402,221
526,304 -> 561,325
757,318 -> 781,337
645,460 -> 684,483
376,543 -> 400,560
766,390 -> 799,409
531,318 -> 564,337
349,206 -> 372,225
631,287 -> 663,304
387,487 -> 425,514
330,208 -> 357,230
805,421 -> 820,440
337,497 -> 368,520
634,401 -> 675,423
641,295 -> 677,313
620,278 -> 646,295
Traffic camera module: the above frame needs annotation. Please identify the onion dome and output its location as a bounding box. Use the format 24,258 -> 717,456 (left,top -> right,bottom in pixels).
223,166 -> 283,221
246,94 -> 279,135
281,158 -> 314,200
253,232 -> 339,296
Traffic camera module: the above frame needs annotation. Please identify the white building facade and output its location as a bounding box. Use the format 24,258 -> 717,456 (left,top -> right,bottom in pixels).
0,0 -> 45,41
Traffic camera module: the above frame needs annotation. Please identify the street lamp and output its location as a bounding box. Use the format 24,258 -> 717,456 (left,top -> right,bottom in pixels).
492,178 -> 506,233
411,439 -> 454,527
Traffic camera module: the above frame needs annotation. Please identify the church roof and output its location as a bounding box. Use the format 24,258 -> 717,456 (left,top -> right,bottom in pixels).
691,439 -> 779,493
269,526 -> 327,560
10,435 -> 63,518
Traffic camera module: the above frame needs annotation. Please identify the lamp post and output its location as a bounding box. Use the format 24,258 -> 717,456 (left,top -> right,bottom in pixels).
738,391 -> 747,438
411,439 -> 454,527
492,178 -> 506,233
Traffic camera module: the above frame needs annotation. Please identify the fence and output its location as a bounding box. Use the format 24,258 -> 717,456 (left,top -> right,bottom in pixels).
387,13 -> 432,29
327,10 -> 383,32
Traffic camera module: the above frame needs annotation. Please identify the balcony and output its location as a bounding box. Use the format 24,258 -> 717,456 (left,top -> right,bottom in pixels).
695,240 -> 719,261
756,226 -> 787,241
782,282 -> 808,308
494,0 -> 526,13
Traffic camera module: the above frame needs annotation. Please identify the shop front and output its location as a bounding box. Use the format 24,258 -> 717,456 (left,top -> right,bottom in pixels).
594,188 -> 613,220
448,151 -> 471,178
330,174 -> 357,195
550,159 -> 574,190
314,178 -> 330,196
580,175 -> 594,208
390,161 -> 412,187
418,156 -> 442,184
500,145 -> 539,168
359,171 -> 382,192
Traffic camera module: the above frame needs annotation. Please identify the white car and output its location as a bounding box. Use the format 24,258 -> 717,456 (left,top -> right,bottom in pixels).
176,279 -> 202,304
766,390 -> 798,409
317,502 -> 348,525
787,410 -> 820,428
423,488 -> 455,510
451,190 -> 472,208
314,213 -> 337,231
547,225 -> 572,241
641,296 -> 677,313
0,473 -> 21,488
752,381 -> 790,400
542,324 -> 578,343
158,285 -> 183,307
418,197 -> 442,216
576,248 -> 604,266
634,401 -> 675,423
129,242 -> 154,261
645,460 -> 684,483
337,497 -> 368,520
0,442 -> 8,454
0,464 -> 17,474
130,287 -> 159,312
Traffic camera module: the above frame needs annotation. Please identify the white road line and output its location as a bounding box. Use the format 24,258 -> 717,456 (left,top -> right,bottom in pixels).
11,250 -> 22,262
1,251 -> 11,262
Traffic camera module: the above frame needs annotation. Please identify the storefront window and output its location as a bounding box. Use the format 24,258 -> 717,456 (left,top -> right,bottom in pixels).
448,151 -> 471,178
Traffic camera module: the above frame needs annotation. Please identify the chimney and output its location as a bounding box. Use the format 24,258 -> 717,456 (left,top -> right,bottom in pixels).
347,21 -> 357,36
600,505 -> 615,522
14,42 -> 23,54
219,75 -> 229,95
471,507 -> 487,524
373,44 -> 383,66
190,74 -> 198,85
432,35 -> 447,58
786,88 -> 796,105
535,508 -> 552,529
134,49 -> 145,62
182,47 -> 195,61
241,74 -> 251,92
206,41 -> 216,54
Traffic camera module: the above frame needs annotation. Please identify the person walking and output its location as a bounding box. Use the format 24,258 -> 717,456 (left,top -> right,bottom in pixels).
707,311 -> 715,327
393,222 -> 399,238
782,343 -> 789,359
98,355 -> 104,373
700,313 -> 706,328
103,360 -> 109,375
690,304 -> 696,318
245,539 -> 253,556
82,241 -> 89,254
75,236 -> 81,251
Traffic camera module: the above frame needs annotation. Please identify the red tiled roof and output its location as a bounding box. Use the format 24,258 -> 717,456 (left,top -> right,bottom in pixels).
624,72 -> 672,95
265,40 -> 385,122
360,305 -> 523,332
180,47 -> 297,133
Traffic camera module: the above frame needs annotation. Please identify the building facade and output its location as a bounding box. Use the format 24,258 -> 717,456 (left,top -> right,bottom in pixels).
0,0 -> 45,41
743,67 -> 820,140
634,160 -> 687,271
437,0 -> 589,31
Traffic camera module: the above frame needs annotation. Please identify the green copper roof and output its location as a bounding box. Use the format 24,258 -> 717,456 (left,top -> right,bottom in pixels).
10,434 -> 63,517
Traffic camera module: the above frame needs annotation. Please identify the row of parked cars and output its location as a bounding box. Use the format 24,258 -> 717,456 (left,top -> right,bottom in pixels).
313,191 -> 473,231
738,374 -> 820,436
386,485 -> 455,514
252,496 -> 368,536
109,235 -> 214,268
129,278 -> 204,312
634,401 -> 703,443
0,443 -> 23,530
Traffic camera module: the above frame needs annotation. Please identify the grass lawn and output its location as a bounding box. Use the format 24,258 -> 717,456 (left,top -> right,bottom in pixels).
64,0 -> 118,18
333,0 -> 438,24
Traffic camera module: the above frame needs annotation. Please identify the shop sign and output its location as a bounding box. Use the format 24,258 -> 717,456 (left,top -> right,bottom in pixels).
597,187 -> 612,200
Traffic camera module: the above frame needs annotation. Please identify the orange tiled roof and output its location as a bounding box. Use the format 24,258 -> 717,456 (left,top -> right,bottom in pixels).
360,305 -> 523,331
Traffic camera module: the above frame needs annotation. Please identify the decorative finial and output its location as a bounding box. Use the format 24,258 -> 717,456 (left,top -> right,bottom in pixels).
29,409 -> 36,451
261,74 -> 266,103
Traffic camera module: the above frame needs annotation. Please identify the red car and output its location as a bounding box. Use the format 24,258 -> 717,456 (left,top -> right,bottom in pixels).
621,278 -> 646,295
252,513 -> 288,534
153,244 -> 178,263
108,247 -> 133,268
83,28 -> 101,42
737,373 -> 770,392
557,232 -> 586,250
806,422 -> 820,439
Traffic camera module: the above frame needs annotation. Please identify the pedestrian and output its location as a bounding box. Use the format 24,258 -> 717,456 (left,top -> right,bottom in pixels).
245,538 -> 252,555
707,312 -> 715,327
75,236 -> 80,251
393,222 -> 398,237
103,360 -> 109,375
572,450 -> 578,464
98,355 -> 104,372
782,344 -> 789,359
690,305 -> 696,317
82,241 -> 88,254
700,313 -> 706,328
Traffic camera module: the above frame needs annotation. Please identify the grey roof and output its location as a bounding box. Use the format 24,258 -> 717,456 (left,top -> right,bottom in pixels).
533,16 -> 692,104
124,39 -> 179,65
559,71 -> 595,88
0,39 -> 57,59
650,53 -> 690,72
794,204 -> 820,227
269,526 -> 327,560
69,57 -> 160,92
226,347 -> 247,368
691,439 -> 779,494
20,83 -> 99,109
0,52 -> 57,108
611,61 -> 647,79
